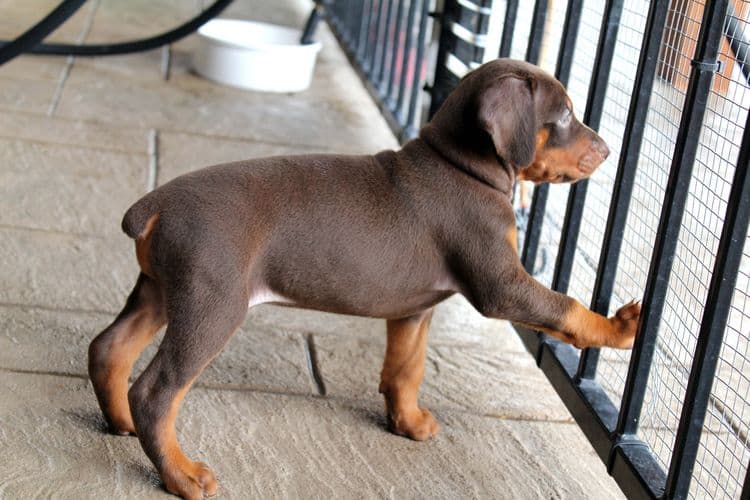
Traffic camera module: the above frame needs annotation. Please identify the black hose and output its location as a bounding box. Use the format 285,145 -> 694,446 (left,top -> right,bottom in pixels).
0,0 -> 86,65
0,0 -> 233,60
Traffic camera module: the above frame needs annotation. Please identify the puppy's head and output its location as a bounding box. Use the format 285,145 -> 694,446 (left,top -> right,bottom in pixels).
431,59 -> 609,184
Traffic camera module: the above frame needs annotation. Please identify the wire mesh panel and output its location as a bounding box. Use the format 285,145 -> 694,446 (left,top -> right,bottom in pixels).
524,0 -> 571,287
566,1 -> 644,308
694,227 -> 750,498
688,3 -> 750,496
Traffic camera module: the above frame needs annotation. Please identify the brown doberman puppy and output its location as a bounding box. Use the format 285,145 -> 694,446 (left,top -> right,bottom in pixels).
88,58 -> 639,499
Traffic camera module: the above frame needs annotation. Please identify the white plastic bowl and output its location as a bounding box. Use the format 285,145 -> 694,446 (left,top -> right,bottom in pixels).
193,19 -> 322,93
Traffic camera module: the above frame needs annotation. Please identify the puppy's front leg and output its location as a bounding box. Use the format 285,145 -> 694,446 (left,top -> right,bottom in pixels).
379,309 -> 439,441
478,266 -> 640,349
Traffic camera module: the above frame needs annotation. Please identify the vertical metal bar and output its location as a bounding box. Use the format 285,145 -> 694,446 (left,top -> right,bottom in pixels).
365,0 -> 384,73
519,0 -> 551,273
344,0 -> 355,44
375,0 -> 395,88
386,0 -> 407,103
371,0 -> 390,79
577,0 -> 671,381
403,0 -> 431,139
394,0 -> 419,118
525,0 -> 548,65
357,0 -> 374,65
521,187 -> 549,273
665,60 -> 747,500
352,0 -> 365,55
428,0 -> 458,118
396,0 -> 419,118
498,0 -> 519,58
473,0 -> 491,64
743,460 -> 750,500
617,0 -> 729,436
301,1 -> 324,44
552,0 -> 622,295
552,0 -> 583,87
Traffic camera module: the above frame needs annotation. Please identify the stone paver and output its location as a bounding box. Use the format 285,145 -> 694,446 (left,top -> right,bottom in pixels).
0,372 -> 623,499
0,137 -> 147,236
0,112 -> 148,153
314,334 -> 572,421
0,305 -> 316,395
54,64 -> 398,152
0,228 -> 137,313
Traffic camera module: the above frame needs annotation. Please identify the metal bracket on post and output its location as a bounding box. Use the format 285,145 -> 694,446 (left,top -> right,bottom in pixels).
690,58 -> 723,73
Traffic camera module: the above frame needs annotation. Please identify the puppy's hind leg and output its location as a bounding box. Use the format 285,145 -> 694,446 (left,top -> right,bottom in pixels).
128,284 -> 247,500
89,273 -> 166,435
379,309 -> 439,441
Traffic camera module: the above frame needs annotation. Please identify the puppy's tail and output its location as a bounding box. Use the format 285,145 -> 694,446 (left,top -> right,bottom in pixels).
121,195 -> 160,239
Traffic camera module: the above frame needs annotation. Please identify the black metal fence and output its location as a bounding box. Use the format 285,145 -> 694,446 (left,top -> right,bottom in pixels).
326,1 -> 750,498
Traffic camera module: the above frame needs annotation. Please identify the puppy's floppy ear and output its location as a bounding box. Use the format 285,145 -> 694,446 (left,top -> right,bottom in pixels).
478,75 -> 536,167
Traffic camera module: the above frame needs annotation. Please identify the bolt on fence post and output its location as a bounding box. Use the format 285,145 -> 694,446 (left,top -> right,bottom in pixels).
616,0 -> 729,441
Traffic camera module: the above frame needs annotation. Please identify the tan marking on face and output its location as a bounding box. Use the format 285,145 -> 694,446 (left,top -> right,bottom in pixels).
519,131 -> 602,184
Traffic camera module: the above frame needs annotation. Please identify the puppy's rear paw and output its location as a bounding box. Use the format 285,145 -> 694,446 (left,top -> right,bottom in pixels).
608,301 -> 641,349
162,460 -> 218,500
389,408 -> 440,441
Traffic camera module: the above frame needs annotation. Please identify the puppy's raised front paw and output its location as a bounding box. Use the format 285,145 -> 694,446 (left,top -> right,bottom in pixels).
608,301 -> 641,349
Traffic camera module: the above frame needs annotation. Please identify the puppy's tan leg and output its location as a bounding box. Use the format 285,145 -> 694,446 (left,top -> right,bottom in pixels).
494,268 -> 640,349
128,287 -> 246,500
89,273 -> 166,435
379,309 -> 439,441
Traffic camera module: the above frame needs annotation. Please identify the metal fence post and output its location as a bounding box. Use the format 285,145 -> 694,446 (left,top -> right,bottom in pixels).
428,0 -> 460,119
551,0 -> 622,299
520,0 -> 551,274
498,0 -> 519,58
403,0 -> 432,139
385,0 -> 407,102
577,0 -> 671,382
616,0 -> 729,441
516,0 -> 582,354
394,0 -> 420,116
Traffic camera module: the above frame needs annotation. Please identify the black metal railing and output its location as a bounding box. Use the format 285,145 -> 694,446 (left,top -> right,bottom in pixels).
327,1 -> 750,498
324,0 -> 434,142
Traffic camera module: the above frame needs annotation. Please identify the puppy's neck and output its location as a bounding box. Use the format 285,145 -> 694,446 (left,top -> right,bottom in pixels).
419,123 -> 515,197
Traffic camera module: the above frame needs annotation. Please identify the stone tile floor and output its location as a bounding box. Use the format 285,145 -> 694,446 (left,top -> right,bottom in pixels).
0,0 -> 623,498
